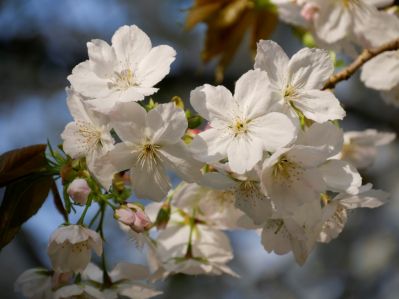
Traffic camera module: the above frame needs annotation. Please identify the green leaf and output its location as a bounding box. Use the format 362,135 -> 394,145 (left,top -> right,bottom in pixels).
0,144 -> 47,187
0,174 -> 53,250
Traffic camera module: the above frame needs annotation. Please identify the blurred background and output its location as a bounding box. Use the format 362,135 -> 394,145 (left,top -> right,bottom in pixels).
1,0 -> 399,298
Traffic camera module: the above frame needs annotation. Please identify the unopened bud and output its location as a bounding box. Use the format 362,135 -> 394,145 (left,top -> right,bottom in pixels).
115,204 -> 152,233
67,178 -> 90,205
301,3 -> 320,22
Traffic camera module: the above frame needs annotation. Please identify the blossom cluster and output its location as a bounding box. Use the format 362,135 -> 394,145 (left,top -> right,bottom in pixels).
272,0 -> 399,106
14,22 -> 395,299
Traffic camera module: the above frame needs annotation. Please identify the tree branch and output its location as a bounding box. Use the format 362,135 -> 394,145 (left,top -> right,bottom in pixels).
323,37 -> 399,90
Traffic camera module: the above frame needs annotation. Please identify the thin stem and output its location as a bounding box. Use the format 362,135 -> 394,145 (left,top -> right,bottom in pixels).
88,205 -> 101,228
77,195 -> 93,225
323,37 -> 399,90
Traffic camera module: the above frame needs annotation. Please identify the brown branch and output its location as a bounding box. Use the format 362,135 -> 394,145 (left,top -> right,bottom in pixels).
323,37 -> 399,90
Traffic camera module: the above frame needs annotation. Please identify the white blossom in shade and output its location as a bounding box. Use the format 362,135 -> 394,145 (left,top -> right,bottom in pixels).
254,40 -> 345,123
155,223 -> 238,277
171,181 -> 255,230
47,225 -> 103,273
190,69 -> 297,174
14,268 -> 53,299
108,102 -> 203,201
54,284 -> 105,299
298,0 -> 398,48
319,183 -> 389,243
82,263 -> 161,299
361,51 -> 399,107
271,0 -> 308,27
68,25 -> 176,113
337,129 -> 396,169
261,200 -> 325,265
61,90 -> 115,189
261,122 -> 362,214
201,165 -> 273,226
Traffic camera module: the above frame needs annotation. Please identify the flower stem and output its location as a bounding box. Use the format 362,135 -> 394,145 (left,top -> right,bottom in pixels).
323,37 -> 399,90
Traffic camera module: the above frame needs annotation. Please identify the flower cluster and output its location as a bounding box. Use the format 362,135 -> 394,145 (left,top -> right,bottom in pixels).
271,0 -> 399,106
14,22 -> 395,299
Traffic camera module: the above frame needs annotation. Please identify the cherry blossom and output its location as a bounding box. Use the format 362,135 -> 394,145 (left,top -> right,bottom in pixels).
68,25 -> 176,113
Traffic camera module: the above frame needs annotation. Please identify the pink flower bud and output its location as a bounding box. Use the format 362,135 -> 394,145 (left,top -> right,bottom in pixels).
115,204 -> 152,233
115,207 -> 137,226
301,3 -> 320,22
67,178 -> 90,205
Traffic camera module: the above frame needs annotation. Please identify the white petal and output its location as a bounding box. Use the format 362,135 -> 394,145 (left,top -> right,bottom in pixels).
227,136 -> 264,174
190,84 -> 234,122
87,39 -> 117,78
65,89 -> 91,122
254,40 -> 289,88
87,149 -> 116,190
251,112 -> 297,152
130,158 -> 171,201
110,102 -> 147,142
234,183 -> 272,225
288,47 -> 334,90
292,89 -> 345,123
158,141 -> 203,183
109,263 -> 149,282
190,128 -> 231,163
319,159 -> 362,194
109,143 -> 138,172
298,122 -> 344,157
286,145 -> 330,168
314,3 -> 351,44
361,51 -> 399,90
61,122 -> 87,158
234,69 -> 276,119
148,103 -> 187,144
119,283 -> 162,299
68,61 -> 111,99
261,220 -> 292,255
136,45 -> 176,87
111,25 -> 152,67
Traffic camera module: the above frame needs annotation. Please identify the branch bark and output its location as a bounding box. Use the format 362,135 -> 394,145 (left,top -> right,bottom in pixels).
323,37 -> 399,90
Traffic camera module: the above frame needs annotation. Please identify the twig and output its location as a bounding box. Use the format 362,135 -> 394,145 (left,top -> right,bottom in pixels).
323,37 -> 399,90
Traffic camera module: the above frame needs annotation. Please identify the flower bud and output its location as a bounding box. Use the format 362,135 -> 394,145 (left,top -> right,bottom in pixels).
115,204 -> 152,233
301,3 -> 320,22
67,178 -> 90,205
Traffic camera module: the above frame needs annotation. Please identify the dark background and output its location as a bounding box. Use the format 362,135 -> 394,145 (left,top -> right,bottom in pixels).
1,1 -> 399,298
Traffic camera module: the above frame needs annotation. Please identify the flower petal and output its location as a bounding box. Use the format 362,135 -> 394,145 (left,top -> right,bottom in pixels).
148,103 -> 187,144
288,47 -> 334,90
251,112 -> 297,152
319,159 -> 362,194
292,89 -> 345,123
136,45 -> 176,88
190,84 -> 234,122
234,69 -> 276,119
227,136 -> 264,174
87,39 -> 117,78
254,40 -> 289,88
190,128 -> 231,163
111,25 -> 152,67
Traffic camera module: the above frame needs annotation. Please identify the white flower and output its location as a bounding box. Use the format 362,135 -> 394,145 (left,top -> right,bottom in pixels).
172,181 -> 255,230
48,225 -> 103,273
261,200 -> 325,265
108,102 -> 202,201
301,0 -> 399,48
82,263 -> 161,299
261,122 -> 361,214
61,90 -> 115,189
271,0 -> 308,27
14,268 -> 53,299
338,129 -> 396,169
200,167 -> 272,226
319,183 -> 389,243
190,69 -> 297,174
361,51 -> 399,107
68,25 -> 176,113
54,284 -> 105,299
155,223 -> 238,277
255,40 -> 345,123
